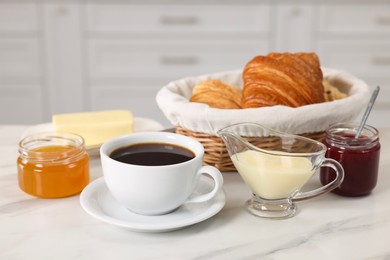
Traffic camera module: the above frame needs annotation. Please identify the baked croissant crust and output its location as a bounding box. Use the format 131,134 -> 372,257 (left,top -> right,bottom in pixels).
242,52 -> 325,108
323,80 -> 347,102
190,80 -> 242,109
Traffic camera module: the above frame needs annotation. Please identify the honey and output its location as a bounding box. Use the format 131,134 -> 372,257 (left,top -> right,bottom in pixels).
17,132 -> 90,198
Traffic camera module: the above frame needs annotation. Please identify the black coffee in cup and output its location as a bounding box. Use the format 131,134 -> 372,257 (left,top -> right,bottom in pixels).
110,142 -> 195,166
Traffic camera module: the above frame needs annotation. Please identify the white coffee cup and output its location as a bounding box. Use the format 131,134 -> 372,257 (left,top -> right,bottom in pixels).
100,132 -> 224,216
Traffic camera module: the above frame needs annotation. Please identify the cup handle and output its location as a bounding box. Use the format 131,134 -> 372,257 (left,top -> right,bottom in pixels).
185,165 -> 224,203
292,158 -> 344,202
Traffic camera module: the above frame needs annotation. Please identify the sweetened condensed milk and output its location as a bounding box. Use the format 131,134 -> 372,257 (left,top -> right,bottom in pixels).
232,150 -> 315,200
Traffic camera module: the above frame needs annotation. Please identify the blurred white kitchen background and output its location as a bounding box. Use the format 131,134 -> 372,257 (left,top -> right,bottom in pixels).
1,0 -> 389,128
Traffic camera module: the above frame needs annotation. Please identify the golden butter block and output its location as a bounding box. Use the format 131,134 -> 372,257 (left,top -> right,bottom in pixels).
53,110 -> 133,149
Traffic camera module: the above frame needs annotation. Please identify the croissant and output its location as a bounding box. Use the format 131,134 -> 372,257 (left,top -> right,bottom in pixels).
323,80 -> 347,102
242,52 -> 325,108
190,80 -> 242,109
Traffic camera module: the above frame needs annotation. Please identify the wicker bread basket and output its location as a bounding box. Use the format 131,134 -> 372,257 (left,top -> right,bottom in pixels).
156,68 -> 370,171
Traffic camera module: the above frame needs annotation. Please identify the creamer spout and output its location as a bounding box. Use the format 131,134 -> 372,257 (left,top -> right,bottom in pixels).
217,124 -> 252,157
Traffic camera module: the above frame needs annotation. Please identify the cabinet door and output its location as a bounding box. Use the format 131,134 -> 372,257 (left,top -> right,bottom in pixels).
316,4 -> 390,127
318,4 -> 390,36
42,3 -> 84,116
317,40 -> 390,127
0,82 -> 43,124
86,4 -> 270,36
0,39 -> 40,78
0,4 -> 43,124
0,39 -> 43,123
87,39 -> 269,80
274,4 -> 314,52
85,3 -> 272,126
89,79 -> 172,127
318,40 -> 390,78
0,3 -> 38,32
87,39 -> 268,126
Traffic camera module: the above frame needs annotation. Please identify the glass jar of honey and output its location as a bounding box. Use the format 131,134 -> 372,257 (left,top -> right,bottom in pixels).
17,132 -> 90,198
320,123 -> 380,196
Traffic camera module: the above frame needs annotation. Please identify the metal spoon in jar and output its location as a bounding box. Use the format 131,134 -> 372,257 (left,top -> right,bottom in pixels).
355,86 -> 380,139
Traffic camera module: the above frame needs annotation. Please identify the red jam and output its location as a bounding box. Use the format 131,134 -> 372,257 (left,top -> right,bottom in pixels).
320,123 -> 380,196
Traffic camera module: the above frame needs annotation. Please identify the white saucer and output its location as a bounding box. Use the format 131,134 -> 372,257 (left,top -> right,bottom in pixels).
80,177 -> 226,232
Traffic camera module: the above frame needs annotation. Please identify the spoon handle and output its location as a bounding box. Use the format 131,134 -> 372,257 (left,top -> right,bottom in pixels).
355,86 -> 380,139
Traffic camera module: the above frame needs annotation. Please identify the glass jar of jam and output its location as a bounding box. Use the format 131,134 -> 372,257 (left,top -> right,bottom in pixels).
320,123 -> 380,196
17,132 -> 90,198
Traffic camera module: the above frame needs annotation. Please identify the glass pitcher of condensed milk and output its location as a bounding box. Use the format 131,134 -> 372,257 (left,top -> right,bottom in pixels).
218,123 -> 344,219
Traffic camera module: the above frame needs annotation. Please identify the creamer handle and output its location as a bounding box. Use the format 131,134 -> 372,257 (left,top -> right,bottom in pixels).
293,158 -> 344,201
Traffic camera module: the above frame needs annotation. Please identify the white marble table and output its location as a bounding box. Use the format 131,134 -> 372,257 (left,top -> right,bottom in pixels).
1,125 -> 390,260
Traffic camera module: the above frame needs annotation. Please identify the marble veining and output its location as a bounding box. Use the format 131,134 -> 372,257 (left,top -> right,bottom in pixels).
193,210 -> 390,260
1,125 -> 390,260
